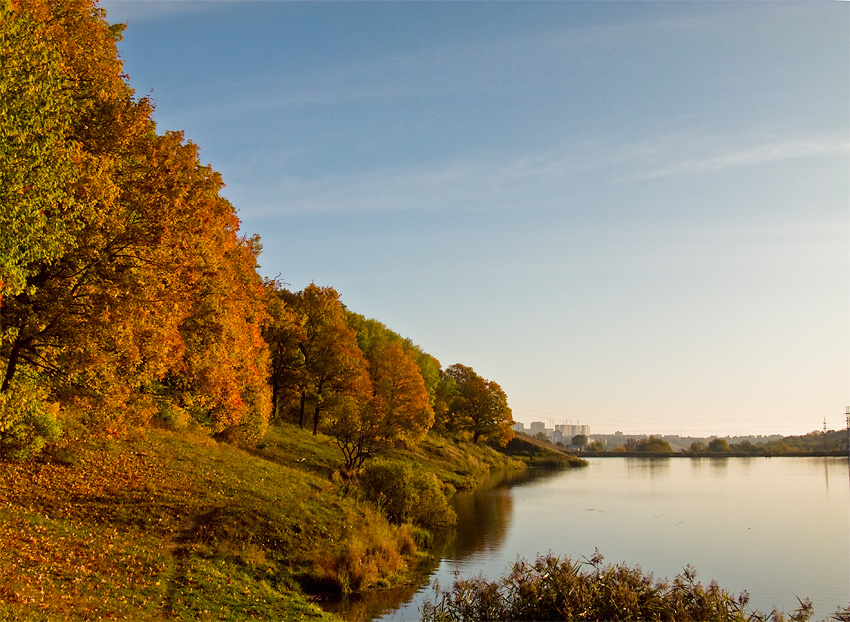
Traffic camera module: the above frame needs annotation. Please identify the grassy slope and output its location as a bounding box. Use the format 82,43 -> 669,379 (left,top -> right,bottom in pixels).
0,422 -> 525,621
500,433 -> 588,468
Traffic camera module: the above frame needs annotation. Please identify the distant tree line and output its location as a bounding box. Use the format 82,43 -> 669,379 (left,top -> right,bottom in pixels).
687,430 -> 848,455
597,431 -> 848,456
0,0 -> 514,463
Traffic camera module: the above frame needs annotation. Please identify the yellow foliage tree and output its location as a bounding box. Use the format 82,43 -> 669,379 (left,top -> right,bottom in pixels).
0,0 -> 271,444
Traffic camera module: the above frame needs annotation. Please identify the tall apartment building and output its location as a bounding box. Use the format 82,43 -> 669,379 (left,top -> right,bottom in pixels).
529,421 -> 547,435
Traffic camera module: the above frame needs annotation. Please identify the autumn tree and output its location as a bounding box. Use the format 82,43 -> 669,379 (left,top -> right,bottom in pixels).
263,283 -> 305,421
442,364 -> 514,445
0,0 -> 272,446
329,341 -> 433,469
346,312 -> 442,412
1,0 -> 156,417
272,284 -> 371,435
708,437 -> 731,453
0,0 -> 80,301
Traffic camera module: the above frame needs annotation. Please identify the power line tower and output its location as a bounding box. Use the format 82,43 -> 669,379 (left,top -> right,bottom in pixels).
845,406 -> 850,457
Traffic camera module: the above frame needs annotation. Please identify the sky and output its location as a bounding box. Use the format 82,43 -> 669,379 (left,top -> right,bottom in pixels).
100,0 -> 849,437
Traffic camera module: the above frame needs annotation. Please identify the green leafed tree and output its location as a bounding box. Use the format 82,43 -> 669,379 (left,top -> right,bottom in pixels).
708,437 -> 731,453
625,435 -> 673,453
0,0 -> 79,300
689,441 -> 706,453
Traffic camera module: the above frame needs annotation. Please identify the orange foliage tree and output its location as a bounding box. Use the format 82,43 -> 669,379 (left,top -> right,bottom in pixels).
0,0 -> 271,445
441,364 -> 514,445
330,341 -> 434,469
268,284 -> 371,436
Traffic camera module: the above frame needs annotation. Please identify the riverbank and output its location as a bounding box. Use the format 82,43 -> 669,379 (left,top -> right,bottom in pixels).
0,422 -> 531,621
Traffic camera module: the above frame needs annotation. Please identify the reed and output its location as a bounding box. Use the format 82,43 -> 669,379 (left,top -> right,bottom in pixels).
422,551 -> 838,622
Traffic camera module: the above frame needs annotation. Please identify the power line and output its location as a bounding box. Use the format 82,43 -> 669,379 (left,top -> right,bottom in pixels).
508,399 -> 849,435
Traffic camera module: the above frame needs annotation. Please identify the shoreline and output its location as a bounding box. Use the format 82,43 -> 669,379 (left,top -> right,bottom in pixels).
582,450 -> 849,458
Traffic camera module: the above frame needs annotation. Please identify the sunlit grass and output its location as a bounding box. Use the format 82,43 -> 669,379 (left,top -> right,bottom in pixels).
0,426 -> 360,620
0,421 -> 537,620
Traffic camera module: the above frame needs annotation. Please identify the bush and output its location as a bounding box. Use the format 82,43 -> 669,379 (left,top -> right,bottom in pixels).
0,377 -> 62,460
154,401 -> 192,431
360,459 -> 456,530
422,551 -> 816,622
306,506 -> 416,595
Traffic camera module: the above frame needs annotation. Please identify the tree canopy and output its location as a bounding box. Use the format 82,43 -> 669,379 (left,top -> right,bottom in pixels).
440,364 -> 514,446
1,0 -> 270,449
2,0 -> 522,467
625,436 -> 673,453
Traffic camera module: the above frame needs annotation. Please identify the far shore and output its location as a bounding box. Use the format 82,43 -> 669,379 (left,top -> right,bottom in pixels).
580,450 -> 849,458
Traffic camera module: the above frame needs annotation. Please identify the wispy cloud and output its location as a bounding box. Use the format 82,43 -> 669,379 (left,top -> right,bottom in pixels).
230,129 -> 847,219
101,0 -> 224,23
632,134 -> 849,180
227,144 -> 593,218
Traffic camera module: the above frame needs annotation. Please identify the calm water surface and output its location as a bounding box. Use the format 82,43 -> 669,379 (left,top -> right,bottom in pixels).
362,457 -> 849,622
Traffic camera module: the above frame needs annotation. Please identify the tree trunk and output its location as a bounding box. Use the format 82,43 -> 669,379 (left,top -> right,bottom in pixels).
312,401 -> 321,436
1,336 -> 23,393
271,383 -> 280,421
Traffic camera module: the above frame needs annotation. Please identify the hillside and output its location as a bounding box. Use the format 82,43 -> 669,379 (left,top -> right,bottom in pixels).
501,432 -> 588,468
0,422 -> 525,621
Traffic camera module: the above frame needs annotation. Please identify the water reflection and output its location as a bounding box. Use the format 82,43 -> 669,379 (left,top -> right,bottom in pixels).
709,456 -> 730,476
624,456 -> 670,479
323,566 -> 436,622
448,472 -> 529,559
824,457 -> 830,498
329,468 -> 556,621
369,457 -> 849,622
689,457 -> 708,476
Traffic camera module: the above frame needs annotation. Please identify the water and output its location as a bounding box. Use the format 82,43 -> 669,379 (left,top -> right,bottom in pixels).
362,457 -> 849,622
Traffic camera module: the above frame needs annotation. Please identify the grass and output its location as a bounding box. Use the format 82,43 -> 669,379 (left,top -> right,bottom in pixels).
0,422 -> 534,621
0,425 -> 369,620
391,432 -> 528,491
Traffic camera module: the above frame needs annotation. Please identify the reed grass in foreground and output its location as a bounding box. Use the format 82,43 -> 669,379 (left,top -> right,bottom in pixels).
423,551 -> 850,622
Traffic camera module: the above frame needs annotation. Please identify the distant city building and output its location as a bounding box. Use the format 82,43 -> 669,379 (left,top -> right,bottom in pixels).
529,421 -> 546,435
519,420 -> 591,443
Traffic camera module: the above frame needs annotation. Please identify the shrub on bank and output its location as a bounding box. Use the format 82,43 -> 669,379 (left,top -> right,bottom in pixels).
0,376 -> 62,460
422,551 -> 822,622
360,458 -> 456,530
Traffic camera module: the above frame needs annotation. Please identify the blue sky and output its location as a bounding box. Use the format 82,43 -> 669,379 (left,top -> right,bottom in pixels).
101,1 -> 848,436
